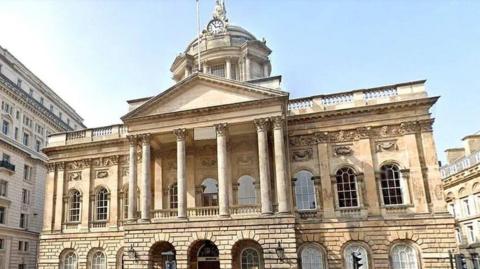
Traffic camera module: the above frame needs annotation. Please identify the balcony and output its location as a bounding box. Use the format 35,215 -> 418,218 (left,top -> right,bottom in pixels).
47,124 -> 128,147
151,205 -> 262,222
0,160 -> 15,174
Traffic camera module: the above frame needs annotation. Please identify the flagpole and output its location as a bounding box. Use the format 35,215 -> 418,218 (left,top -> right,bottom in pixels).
196,0 -> 201,72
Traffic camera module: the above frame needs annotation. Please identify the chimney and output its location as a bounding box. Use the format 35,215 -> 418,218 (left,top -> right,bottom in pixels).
462,134 -> 480,156
445,148 -> 465,164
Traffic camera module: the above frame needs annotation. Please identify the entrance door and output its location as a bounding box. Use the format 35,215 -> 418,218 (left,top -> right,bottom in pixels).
196,241 -> 220,269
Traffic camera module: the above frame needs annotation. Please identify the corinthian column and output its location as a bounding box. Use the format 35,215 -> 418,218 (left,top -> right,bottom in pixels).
174,129 -> 187,218
140,134 -> 151,222
215,123 -> 229,217
254,119 -> 273,215
272,116 -> 290,214
127,136 -> 138,221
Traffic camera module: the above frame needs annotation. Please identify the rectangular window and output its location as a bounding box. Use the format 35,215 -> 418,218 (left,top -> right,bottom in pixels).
23,165 -> 32,181
18,264 -> 26,269
40,97 -> 44,105
35,140 -> 41,152
467,224 -> 475,243
59,112 -> 62,119
29,88 -> 33,96
0,238 -> 4,249
22,132 -> 29,146
463,198 -> 471,216
15,110 -> 19,120
472,253 -> 480,269
17,79 -> 22,88
19,213 -> 27,229
448,203 -> 456,218
1,120 -> 8,135
14,127 -> 18,140
49,104 -> 53,112
21,189 -> 30,204
0,207 -> 5,224
2,154 -> 10,163
0,180 -> 7,197
456,228 -> 463,243
210,64 -> 226,77
67,118 -> 70,126
17,241 -> 22,251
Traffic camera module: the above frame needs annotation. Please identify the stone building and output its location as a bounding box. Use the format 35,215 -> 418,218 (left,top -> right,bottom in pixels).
441,132 -> 480,268
39,2 -> 456,269
0,45 -> 85,268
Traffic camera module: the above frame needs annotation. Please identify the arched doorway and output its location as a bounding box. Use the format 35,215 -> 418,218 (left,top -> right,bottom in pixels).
150,241 -> 176,269
189,240 -> 220,269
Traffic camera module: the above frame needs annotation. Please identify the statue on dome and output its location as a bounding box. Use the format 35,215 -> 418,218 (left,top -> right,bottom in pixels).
213,0 -> 228,22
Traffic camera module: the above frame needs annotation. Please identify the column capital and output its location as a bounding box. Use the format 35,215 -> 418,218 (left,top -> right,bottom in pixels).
254,118 -> 270,133
139,134 -> 151,145
127,135 -> 137,145
271,116 -> 284,130
174,129 -> 187,141
214,123 -> 228,137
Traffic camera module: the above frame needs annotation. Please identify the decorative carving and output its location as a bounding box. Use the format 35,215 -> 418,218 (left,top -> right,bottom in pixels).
201,159 -> 217,168
96,170 -> 109,179
68,171 -> 81,181
289,120 -> 434,145
214,123 -> 228,137
57,162 -> 65,171
174,128 -> 186,141
66,160 -> 90,170
291,148 -> 313,162
213,0 -> 228,22
47,163 -> 56,172
434,184 -> 444,200
254,118 -> 269,132
121,167 -> 129,177
92,156 -> 119,167
238,155 -> 254,166
271,116 -> 284,130
127,135 -> 137,145
140,134 -> 151,145
333,145 -> 353,156
375,141 -> 398,152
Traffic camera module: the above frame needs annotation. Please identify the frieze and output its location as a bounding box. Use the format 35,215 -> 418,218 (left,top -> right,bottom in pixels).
121,167 -> 129,177
92,156 -> 119,167
289,120 -> 434,146
47,163 -> 56,172
66,160 -> 90,170
291,148 -> 313,162
201,158 -> 217,168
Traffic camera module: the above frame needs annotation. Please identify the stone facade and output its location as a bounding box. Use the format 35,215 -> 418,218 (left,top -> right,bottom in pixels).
0,44 -> 85,268
39,2 -> 456,269
441,132 -> 480,268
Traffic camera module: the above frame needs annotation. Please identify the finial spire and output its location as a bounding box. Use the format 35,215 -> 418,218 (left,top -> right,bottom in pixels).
213,0 -> 228,22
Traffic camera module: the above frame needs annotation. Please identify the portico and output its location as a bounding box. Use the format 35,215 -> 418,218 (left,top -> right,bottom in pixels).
122,73 -> 291,222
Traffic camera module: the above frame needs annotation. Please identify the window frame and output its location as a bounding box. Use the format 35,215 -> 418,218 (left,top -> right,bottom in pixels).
390,242 -> 420,269
334,167 -> 362,209
95,188 -> 109,222
237,175 -> 257,206
68,190 -> 81,223
378,164 -> 409,206
343,243 -> 370,269
90,250 -> 107,269
299,243 -> 326,269
240,247 -> 262,269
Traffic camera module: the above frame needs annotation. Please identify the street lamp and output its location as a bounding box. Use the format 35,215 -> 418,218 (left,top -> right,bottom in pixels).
275,241 -> 286,262
127,244 -> 137,260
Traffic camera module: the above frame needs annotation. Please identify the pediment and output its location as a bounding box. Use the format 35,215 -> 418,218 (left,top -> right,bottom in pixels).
122,73 -> 286,120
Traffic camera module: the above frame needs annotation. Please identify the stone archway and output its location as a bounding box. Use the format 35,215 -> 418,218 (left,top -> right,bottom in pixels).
149,241 -> 176,269
188,240 -> 220,269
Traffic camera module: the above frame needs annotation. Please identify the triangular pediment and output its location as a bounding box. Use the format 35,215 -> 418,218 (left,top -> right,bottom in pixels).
122,73 -> 286,120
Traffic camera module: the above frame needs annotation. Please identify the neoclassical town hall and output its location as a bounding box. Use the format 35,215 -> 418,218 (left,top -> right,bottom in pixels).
38,2 -> 456,269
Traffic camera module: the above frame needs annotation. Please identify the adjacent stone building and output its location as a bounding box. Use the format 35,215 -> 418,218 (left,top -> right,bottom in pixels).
39,1 -> 456,269
442,132 -> 480,268
0,45 -> 85,268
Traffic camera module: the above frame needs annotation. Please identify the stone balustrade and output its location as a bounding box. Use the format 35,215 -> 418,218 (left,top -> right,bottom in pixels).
48,124 -> 127,146
288,80 -> 427,114
187,206 -> 219,217
441,150 -> 480,179
152,209 -> 178,219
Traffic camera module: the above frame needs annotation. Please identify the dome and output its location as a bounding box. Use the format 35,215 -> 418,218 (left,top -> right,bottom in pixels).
170,1 -> 272,83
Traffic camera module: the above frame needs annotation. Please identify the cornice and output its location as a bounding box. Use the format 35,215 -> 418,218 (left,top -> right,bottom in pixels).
0,133 -> 47,163
0,74 -> 74,131
287,96 -> 439,123
43,137 -> 127,155
443,163 -> 480,188
124,95 -> 287,124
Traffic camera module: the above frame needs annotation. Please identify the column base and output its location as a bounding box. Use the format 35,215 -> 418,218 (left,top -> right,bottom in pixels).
139,219 -> 151,223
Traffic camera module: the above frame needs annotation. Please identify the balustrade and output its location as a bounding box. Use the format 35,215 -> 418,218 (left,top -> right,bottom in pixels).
363,87 -> 398,100
230,205 -> 261,215
89,221 -> 107,229
152,209 -> 178,219
288,98 -> 313,110
321,93 -> 353,105
187,206 -> 219,217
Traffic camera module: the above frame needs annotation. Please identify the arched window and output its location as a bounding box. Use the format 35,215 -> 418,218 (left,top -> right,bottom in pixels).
294,170 -> 316,210
336,167 -> 359,208
391,244 -> 419,269
344,244 -> 369,269
69,190 -> 81,222
238,176 -> 256,205
201,178 -> 218,206
169,183 -> 178,209
61,251 -> 77,269
241,248 -> 260,269
380,164 -> 404,205
91,251 -> 106,269
300,245 -> 325,269
95,188 -> 109,221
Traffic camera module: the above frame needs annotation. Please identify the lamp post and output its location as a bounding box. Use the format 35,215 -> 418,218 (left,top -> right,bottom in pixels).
275,241 -> 286,262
